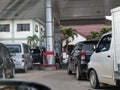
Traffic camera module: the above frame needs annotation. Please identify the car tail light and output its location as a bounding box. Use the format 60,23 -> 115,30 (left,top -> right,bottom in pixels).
81,49 -> 85,60
22,54 -> 25,62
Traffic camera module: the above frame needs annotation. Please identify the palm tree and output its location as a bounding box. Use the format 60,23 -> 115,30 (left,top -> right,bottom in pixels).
27,36 -> 33,48
99,27 -> 112,37
60,27 -> 78,51
27,34 -> 39,48
87,27 -> 112,40
87,31 -> 99,40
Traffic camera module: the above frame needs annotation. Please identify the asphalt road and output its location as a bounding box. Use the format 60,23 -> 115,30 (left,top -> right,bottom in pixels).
14,67 -> 120,90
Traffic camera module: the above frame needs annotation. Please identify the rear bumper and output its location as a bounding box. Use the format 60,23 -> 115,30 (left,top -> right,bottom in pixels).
15,62 -> 25,70
33,59 -> 43,64
79,62 -> 88,74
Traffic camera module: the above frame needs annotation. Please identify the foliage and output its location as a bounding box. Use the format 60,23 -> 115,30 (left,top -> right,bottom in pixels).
60,27 -> 78,51
87,27 -> 112,40
87,31 -> 99,40
27,34 -> 39,49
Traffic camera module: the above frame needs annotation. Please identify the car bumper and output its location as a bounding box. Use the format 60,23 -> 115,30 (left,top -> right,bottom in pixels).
79,61 -> 88,73
15,62 -> 25,70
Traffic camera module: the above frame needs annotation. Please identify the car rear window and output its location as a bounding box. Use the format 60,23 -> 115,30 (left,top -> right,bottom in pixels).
31,49 -> 40,53
5,45 -> 21,53
83,44 -> 95,52
82,42 -> 98,52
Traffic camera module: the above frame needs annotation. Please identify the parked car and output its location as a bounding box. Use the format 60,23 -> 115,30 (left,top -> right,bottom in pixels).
30,49 -> 43,64
87,32 -> 112,89
5,43 -> 33,73
67,40 -> 98,80
0,43 -> 15,78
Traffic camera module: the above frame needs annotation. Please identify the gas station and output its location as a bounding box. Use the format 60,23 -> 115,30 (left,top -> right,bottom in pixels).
0,0 -> 120,70
44,0 -> 120,69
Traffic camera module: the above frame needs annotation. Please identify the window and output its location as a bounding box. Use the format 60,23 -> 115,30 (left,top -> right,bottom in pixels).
6,45 -> 21,53
31,49 -> 40,53
96,34 -> 111,52
17,24 -> 30,31
0,24 -> 10,32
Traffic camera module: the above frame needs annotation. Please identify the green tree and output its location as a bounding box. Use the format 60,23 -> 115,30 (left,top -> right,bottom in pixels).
87,27 -> 112,41
99,27 -> 112,37
27,34 -> 39,49
60,27 -> 78,51
87,31 -> 99,40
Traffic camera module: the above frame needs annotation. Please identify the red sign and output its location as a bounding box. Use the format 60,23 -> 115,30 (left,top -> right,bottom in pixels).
43,51 -> 54,55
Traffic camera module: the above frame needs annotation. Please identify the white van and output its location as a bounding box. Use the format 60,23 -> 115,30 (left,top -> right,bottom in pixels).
87,32 -> 113,89
5,43 -> 33,73
87,6 -> 120,89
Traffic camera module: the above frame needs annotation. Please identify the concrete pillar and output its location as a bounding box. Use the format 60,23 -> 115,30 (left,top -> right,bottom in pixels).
45,0 -> 55,64
54,25 -> 61,55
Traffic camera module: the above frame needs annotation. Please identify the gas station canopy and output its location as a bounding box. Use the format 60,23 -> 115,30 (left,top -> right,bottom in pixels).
0,0 -> 120,25
54,0 -> 120,25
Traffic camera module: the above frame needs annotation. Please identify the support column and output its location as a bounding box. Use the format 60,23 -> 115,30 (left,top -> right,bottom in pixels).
45,0 -> 55,65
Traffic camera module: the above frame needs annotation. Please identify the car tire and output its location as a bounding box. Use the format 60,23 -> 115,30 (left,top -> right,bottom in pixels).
23,65 -> 27,73
10,68 -> 15,78
67,64 -> 72,75
89,70 -> 100,89
76,65 -> 81,80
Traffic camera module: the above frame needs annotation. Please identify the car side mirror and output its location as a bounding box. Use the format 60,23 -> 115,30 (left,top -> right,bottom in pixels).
92,45 -> 96,51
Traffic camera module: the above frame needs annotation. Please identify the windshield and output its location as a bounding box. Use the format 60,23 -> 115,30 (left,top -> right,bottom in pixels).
6,45 -> 21,53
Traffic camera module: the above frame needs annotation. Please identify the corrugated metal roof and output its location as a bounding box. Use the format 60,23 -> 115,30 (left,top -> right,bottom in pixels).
0,0 -> 45,21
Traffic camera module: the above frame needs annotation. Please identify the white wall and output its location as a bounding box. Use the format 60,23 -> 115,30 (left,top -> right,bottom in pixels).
14,20 -> 33,38
69,34 -> 86,45
0,19 -> 44,44
62,33 -> 86,46
0,20 -> 12,38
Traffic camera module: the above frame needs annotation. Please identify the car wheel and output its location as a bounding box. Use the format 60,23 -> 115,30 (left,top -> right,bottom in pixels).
2,69 -> 6,79
67,64 -> 72,75
10,68 -> 15,78
23,65 -> 27,73
89,70 -> 100,89
76,65 -> 81,80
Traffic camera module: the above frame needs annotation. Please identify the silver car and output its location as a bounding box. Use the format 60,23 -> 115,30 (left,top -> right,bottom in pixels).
5,43 -> 33,73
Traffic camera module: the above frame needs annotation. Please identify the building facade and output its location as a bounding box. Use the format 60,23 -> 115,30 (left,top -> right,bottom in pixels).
0,19 -> 44,47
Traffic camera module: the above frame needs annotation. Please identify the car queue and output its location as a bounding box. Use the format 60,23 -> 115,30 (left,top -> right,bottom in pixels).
0,42 -> 44,79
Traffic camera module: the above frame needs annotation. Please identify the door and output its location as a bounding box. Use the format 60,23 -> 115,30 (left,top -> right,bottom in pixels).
2,45 -> 12,74
93,34 -> 114,85
23,44 -> 31,67
0,44 -> 11,75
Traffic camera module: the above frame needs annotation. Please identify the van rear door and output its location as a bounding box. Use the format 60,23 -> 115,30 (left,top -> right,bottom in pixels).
5,44 -> 22,65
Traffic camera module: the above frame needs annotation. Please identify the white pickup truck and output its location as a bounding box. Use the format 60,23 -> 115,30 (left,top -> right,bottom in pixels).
87,6 -> 120,89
